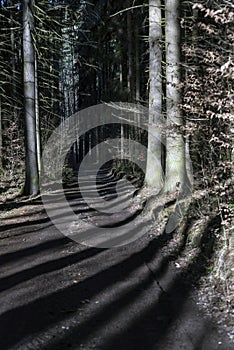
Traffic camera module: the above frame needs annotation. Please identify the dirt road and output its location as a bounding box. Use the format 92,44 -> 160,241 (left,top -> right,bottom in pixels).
0,170 -> 232,350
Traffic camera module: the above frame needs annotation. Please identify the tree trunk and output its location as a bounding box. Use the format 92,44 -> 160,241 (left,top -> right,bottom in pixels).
135,14 -> 140,102
10,10 -> 17,124
164,0 -> 185,193
0,97 -> 2,170
127,0 -> 135,101
35,53 -> 41,176
145,0 -> 163,190
23,0 -> 39,196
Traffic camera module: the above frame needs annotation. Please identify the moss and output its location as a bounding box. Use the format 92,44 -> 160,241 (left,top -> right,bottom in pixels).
32,176 -> 39,185
19,184 -> 25,196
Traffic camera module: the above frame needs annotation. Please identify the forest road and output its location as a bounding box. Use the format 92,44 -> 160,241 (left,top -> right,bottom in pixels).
0,169 -> 233,350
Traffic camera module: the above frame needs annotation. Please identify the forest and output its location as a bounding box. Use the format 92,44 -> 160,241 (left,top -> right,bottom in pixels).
0,0 -> 233,349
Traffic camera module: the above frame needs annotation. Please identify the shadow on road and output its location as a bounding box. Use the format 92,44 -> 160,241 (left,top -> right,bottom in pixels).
0,168 -> 232,350
0,214 -> 231,350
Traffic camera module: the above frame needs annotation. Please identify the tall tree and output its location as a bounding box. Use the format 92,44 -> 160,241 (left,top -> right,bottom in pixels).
127,0 -> 135,101
23,0 -> 39,195
164,0 -> 185,192
145,0 -> 163,190
0,97 -> 2,171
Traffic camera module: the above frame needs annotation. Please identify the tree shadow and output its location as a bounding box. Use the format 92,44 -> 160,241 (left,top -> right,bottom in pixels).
0,228 -> 175,349
0,215 -> 228,350
0,236 -> 70,266
0,215 -> 51,233
0,246 -> 105,293
0,198 -> 43,212
0,169 -> 231,349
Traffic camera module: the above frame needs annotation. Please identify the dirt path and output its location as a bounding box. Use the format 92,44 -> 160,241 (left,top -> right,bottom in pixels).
0,170 -> 233,350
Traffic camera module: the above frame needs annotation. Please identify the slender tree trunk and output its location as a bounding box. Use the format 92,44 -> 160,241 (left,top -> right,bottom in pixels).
10,10 -> 17,123
135,14 -> 140,102
127,0 -> 135,101
35,54 -> 41,175
35,53 -> 41,176
145,0 -> 163,190
0,97 -> 2,170
23,0 -> 39,195
164,0 -> 185,193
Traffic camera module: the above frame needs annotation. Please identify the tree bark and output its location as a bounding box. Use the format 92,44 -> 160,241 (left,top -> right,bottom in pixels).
127,0 -> 135,101
135,14 -> 140,102
35,54 -> 41,176
23,0 -> 39,195
0,97 -> 2,170
145,0 -> 163,190
164,0 -> 185,193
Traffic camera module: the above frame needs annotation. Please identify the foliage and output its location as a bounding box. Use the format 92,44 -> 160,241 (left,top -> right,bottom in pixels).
182,1 -> 233,209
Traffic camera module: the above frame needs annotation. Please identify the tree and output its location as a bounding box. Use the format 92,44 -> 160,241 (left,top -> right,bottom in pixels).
127,0 -> 135,101
0,97 -> 2,171
23,0 -> 39,195
145,0 -> 163,190
164,0 -> 185,193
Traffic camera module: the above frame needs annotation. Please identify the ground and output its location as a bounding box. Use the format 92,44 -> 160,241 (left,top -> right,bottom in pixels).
0,170 -> 233,350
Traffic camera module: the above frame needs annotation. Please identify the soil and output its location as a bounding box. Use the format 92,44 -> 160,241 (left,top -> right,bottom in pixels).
0,171 -> 233,350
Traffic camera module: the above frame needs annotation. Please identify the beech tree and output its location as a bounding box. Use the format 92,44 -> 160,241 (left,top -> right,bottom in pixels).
23,0 -> 39,195
164,0 -> 185,193
146,0 -> 186,193
145,0 -> 163,190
